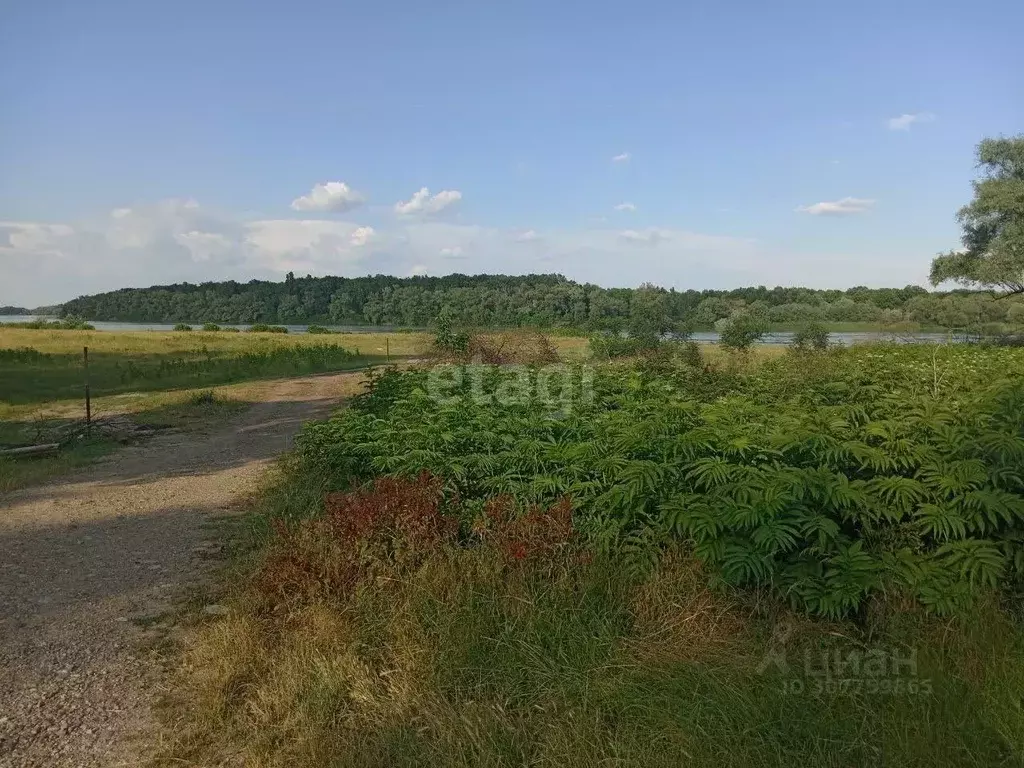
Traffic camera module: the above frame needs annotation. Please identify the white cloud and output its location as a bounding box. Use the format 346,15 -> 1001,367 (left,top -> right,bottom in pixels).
0,222 -> 75,252
394,187 -> 462,216
795,197 -> 876,216
614,202 -> 637,212
244,219 -> 375,273
619,228 -> 669,244
887,112 -> 936,131
611,152 -> 631,163
408,264 -> 429,276
174,231 -> 233,262
350,226 -> 375,247
0,197 -> 935,307
290,181 -> 366,212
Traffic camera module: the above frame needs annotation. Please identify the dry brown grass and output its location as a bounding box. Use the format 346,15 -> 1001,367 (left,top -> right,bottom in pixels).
161,555 -> 470,766
156,512 -> 753,767
427,330 -> 589,366
0,327 -> 433,357
468,331 -> 560,365
623,554 -> 752,665
696,342 -> 786,369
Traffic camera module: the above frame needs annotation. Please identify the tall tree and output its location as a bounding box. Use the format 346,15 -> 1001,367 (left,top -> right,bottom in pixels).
931,136 -> 1024,294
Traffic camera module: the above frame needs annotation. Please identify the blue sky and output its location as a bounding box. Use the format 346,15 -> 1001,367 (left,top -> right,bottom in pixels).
1,0 -> 1021,305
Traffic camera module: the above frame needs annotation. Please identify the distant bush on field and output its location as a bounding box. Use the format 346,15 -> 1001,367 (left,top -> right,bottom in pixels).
201,323 -> 222,332
173,323 -> 193,332
790,321 -> 830,350
0,347 -> 45,363
1,316 -> 95,331
248,324 -> 289,334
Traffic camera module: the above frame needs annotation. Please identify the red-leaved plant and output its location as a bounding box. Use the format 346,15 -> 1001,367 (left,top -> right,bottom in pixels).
474,495 -> 575,563
258,471 -> 457,600
324,470 -> 457,550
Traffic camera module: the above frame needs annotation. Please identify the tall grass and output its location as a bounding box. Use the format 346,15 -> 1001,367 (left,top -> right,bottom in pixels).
157,467 -> 1024,768
0,343 -> 374,403
0,327 -> 434,356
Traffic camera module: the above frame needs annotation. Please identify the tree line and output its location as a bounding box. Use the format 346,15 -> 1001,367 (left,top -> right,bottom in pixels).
54,134 -> 1024,333
59,273 -> 1024,331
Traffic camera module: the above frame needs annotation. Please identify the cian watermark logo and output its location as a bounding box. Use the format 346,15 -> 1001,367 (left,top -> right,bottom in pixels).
425,362 -> 595,413
757,621 -> 933,697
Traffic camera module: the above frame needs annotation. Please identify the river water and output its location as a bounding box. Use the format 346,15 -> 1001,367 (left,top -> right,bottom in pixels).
0,316 -> 960,346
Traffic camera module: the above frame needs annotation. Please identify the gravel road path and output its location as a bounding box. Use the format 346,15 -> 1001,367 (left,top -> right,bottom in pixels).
0,373 -> 359,767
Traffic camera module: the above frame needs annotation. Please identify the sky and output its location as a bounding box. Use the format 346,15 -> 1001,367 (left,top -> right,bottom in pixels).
1,0 -> 1021,307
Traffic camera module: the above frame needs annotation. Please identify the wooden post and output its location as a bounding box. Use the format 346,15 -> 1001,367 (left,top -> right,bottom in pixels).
84,346 -> 91,429
386,336 -> 390,361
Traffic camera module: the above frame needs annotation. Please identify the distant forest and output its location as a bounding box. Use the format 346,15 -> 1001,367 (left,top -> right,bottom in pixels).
59,273 -> 1024,330
0,305 -> 61,316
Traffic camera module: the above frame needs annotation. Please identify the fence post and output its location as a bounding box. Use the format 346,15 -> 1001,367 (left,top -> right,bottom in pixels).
84,346 -> 91,431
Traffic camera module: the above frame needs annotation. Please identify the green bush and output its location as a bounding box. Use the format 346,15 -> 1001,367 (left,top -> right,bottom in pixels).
2,316 -> 94,331
679,340 -> 704,368
248,324 -> 288,334
306,325 -> 333,334
791,321 -> 830,350
718,314 -> 768,350
201,322 -> 222,332
173,323 -> 194,332
0,347 -> 45,363
589,333 -> 659,359
432,310 -> 470,355
298,345 -> 1024,618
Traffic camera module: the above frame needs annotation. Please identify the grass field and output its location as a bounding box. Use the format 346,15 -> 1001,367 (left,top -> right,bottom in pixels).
0,329 -> 590,491
0,328 -> 410,404
156,341 -> 1024,766
0,328 -> 434,356
0,328 -> 406,489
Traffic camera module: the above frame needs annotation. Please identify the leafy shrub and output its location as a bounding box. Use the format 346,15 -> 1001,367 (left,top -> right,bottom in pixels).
173,323 -> 194,332
589,333 -> 658,359
248,324 -> 288,333
431,309 -> 470,356
791,321 -> 830,350
201,322 -> 222,332
0,347 -> 45,363
306,325 -> 333,334
680,340 -> 704,368
222,327 -> 240,333
718,314 -> 768,350
298,346 -> 1024,618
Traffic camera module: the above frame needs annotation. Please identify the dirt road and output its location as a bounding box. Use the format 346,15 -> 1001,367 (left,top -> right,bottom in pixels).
0,373 -> 362,767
